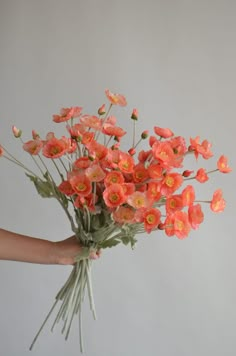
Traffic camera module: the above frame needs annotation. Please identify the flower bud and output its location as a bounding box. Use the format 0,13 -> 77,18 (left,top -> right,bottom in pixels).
98,104 -> 106,115
158,223 -> 165,230
128,148 -> 136,156
182,170 -> 194,177
32,130 -> 40,140
12,125 -> 22,138
141,130 -> 149,139
131,108 -> 138,120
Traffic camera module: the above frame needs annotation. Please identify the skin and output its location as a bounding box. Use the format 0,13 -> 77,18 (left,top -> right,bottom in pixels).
0,228 -> 84,265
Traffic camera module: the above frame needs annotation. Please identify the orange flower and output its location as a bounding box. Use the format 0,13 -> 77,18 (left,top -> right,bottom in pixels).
73,157 -> 91,170
86,164 -> 106,182
189,136 -> 213,160
102,124 -> 126,138
103,183 -> 126,208
69,173 -> 92,197
104,171 -> 125,187
121,182 -> 135,196
210,189 -> 226,212
23,139 -> 43,155
81,131 -> 95,146
142,208 -> 161,233
74,193 -> 97,211
195,168 -> 209,183
182,185 -> 195,206
152,141 -> 175,168
165,211 -> 191,239
127,191 -> 149,209
147,163 -> 163,180
154,126 -> 174,138
160,173 -> 183,196
188,204 -> 204,229
133,163 -> 149,183
147,182 -> 161,202
58,181 -> 74,196
53,106 -> 82,123
166,195 -> 183,214
80,115 -> 102,131
118,152 -> 134,174
42,137 -> 67,158
105,89 -> 127,106
87,141 -> 108,161
112,206 -> 135,224
217,155 -> 232,173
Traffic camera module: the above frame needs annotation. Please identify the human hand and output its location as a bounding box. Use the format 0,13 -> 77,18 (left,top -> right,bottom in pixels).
52,235 -> 101,265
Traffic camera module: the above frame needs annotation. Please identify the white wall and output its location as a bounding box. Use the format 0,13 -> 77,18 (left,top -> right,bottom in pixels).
0,1 -> 235,355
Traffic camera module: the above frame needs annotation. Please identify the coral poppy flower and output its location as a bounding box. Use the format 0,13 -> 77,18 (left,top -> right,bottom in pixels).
143,208 -> 161,233
166,195 -> 183,214
147,182 -> 161,202
85,164 -> 106,182
138,149 -> 152,163
188,204 -> 204,229
103,183 -> 126,208
165,211 -> 191,239
217,155 -> 232,173
152,141 -> 175,168
189,136 -> 213,160
127,191 -> 149,209
102,124 -> 126,138
87,141 -> 108,161
147,163 -> 163,179
82,132 -> 95,146
210,189 -> 226,212
133,163 -> 149,183
182,185 -> 195,206
58,180 -> 74,196
80,115 -> 102,131
74,193 -> 98,211
104,171 -> 125,187
67,123 -> 86,138
73,157 -> 91,170
118,152 -> 134,174
195,168 -> 209,183
160,173 -> 183,196
42,137 -> 67,158
23,139 -> 43,155
154,126 -> 174,138
0,145 -> 4,157
112,206 -> 135,224
53,106 -> 83,123
121,182 -> 135,196
69,173 -> 92,197
105,89 -> 127,106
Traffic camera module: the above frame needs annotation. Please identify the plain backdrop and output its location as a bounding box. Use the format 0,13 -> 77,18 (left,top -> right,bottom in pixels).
0,1 -> 235,356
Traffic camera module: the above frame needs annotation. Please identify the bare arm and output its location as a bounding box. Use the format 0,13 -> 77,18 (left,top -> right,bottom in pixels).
0,228 -> 83,265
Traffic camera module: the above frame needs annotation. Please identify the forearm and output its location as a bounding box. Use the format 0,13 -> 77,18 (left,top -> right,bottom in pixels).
0,228 -> 55,264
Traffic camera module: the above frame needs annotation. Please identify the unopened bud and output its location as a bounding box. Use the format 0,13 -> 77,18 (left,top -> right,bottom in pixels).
32,130 -> 40,140
182,170 -> 194,177
141,130 -> 149,139
128,148 -> 136,156
131,108 -> 138,120
12,125 -> 22,138
98,104 -> 106,116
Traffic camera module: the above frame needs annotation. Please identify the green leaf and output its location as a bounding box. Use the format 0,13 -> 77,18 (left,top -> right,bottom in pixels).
26,173 -> 54,198
100,239 -> 120,249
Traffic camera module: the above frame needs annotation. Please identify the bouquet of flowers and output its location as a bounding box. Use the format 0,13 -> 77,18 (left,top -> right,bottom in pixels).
0,90 -> 231,353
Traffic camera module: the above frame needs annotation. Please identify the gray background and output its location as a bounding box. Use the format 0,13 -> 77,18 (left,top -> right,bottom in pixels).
0,1 -> 235,355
